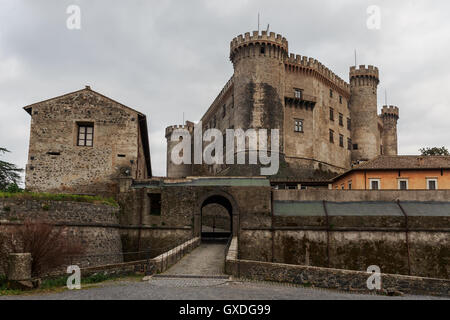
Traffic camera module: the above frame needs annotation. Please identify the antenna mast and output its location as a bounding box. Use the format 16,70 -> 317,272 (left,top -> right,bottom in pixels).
258,13 -> 260,32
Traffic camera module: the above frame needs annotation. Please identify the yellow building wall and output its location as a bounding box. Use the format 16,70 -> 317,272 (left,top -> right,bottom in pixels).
332,169 -> 449,190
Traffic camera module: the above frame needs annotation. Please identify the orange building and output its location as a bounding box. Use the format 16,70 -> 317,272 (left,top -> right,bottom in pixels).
332,156 -> 450,190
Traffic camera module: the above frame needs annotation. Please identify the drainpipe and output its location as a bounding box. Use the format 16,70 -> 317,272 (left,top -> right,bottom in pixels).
397,200 -> 412,276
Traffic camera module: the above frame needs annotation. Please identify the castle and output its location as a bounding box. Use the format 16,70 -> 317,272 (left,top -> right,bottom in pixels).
166,30 -> 399,184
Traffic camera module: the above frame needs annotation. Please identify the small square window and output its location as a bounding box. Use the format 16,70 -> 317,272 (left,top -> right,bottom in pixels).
353,144 -> 358,150
427,179 -> 438,190
398,179 -> 408,190
369,179 -> 380,190
294,89 -> 303,99
77,123 -> 94,147
294,119 -> 304,133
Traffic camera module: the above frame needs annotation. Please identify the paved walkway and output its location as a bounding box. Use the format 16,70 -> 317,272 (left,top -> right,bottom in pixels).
162,243 -> 227,276
1,279 -> 445,300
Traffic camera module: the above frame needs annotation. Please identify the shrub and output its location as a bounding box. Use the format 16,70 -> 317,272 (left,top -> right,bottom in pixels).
10,220 -> 85,277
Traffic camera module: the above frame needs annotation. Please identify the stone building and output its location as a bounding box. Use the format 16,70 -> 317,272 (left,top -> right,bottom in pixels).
166,30 -> 400,183
23,86 -> 152,196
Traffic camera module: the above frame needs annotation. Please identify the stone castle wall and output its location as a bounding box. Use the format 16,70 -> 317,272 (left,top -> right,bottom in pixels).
166,31 -> 398,179
0,198 -> 123,274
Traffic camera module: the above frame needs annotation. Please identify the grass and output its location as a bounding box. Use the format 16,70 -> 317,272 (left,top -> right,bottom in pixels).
0,192 -> 118,207
0,272 -> 141,296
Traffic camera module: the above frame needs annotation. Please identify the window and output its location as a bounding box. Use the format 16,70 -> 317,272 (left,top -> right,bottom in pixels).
347,118 -> 351,130
329,108 -> 334,121
260,46 -> 265,54
294,119 -> 304,132
369,179 -> 380,190
339,96 -> 343,104
427,178 -> 438,190
294,88 -> 303,99
398,179 -> 409,190
339,113 -> 344,126
148,193 -> 161,216
339,134 -> 344,147
330,89 -> 333,98
341,184 -> 345,190
347,138 -> 352,150
329,129 -> 334,143
77,123 -> 94,147
353,144 -> 359,150
348,181 -> 352,190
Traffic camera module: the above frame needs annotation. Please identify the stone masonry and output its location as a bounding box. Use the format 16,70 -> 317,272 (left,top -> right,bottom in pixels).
166,30 -> 400,180
23,86 -> 151,197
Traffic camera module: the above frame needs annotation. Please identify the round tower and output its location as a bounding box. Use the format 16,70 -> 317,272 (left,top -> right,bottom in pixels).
381,105 -> 399,156
165,122 -> 194,178
229,31 -> 288,150
349,65 -> 380,162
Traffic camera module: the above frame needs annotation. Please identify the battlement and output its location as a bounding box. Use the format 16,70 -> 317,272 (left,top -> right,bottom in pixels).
230,31 -> 288,58
382,105 -> 400,119
165,122 -> 194,138
286,54 -> 350,93
350,65 -> 379,79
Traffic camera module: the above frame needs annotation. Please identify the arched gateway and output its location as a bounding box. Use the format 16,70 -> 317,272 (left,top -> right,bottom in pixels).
195,191 -> 239,239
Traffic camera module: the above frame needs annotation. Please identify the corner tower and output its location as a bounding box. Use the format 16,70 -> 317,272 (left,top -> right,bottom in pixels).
381,105 -> 399,156
230,31 -> 288,149
349,65 -> 380,162
165,122 -> 194,178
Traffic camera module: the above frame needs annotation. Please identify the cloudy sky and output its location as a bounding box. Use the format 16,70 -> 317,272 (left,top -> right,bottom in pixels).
0,0 -> 449,179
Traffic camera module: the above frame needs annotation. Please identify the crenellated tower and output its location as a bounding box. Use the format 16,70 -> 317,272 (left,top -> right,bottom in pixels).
349,65 -> 380,162
165,121 -> 194,178
381,105 -> 399,156
230,31 -> 288,151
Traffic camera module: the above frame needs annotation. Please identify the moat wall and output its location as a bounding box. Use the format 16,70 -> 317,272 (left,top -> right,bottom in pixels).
0,199 -> 123,273
239,189 -> 450,279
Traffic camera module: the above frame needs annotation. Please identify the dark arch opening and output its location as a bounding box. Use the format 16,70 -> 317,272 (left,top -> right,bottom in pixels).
201,195 -> 233,241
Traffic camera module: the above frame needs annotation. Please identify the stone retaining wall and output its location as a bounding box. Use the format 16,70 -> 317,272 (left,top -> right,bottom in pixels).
226,237 -> 450,296
0,198 -> 123,273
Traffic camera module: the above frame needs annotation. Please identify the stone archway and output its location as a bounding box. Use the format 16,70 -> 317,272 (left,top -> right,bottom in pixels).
195,191 -> 239,239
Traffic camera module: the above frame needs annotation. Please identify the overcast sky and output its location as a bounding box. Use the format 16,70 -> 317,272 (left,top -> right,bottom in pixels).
1,0 -> 449,179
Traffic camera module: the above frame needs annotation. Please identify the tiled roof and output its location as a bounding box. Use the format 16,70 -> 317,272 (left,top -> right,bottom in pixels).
352,156 -> 450,170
